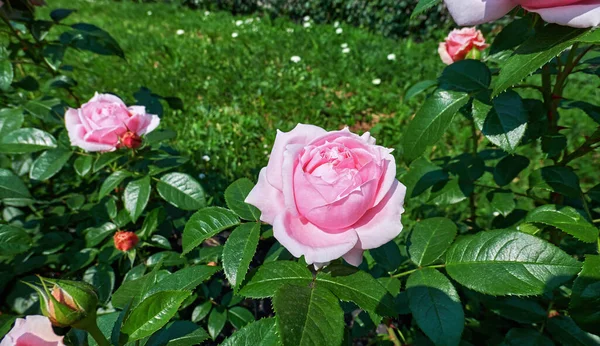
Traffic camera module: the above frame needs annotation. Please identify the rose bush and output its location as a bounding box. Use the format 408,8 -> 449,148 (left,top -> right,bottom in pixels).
246,125 -> 406,266
438,27 -> 488,64
445,0 -> 600,27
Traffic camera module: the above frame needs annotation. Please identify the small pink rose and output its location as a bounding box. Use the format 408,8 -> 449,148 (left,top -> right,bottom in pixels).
438,27 -> 488,65
0,315 -> 65,346
65,93 -> 160,152
444,0 -> 600,28
245,124 -> 406,266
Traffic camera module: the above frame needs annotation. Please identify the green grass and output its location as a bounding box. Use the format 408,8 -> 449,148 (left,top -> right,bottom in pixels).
39,0 -> 599,199
40,0 -> 442,192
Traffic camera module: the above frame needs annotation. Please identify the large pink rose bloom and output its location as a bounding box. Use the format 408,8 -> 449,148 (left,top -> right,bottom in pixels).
445,0 -> 600,28
246,124 -> 406,266
65,93 -> 160,152
439,27 -> 488,65
0,315 -> 65,346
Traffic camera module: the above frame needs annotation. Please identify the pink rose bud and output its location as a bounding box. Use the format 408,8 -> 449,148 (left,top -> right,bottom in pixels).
121,131 -> 143,149
25,278 -> 98,329
114,231 -> 139,251
65,93 -> 159,152
0,315 -> 65,346
438,27 -> 488,65
444,0 -> 600,28
245,124 -> 406,267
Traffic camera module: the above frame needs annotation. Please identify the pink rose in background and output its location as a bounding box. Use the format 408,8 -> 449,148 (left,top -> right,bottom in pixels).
438,27 -> 488,65
65,93 -> 160,152
0,315 -> 65,346
246,124 -> 406,266
444,0 -> 600,28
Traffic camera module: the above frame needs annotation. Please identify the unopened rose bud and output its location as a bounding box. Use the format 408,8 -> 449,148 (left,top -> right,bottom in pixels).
465,47 -> 482,60
114,231 -> 139,251
26,278 -> 98,328
121,131 -> 142,149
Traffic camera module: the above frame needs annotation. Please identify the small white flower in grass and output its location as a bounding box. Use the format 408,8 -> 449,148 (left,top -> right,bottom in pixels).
341,43 -> 348,48
372,78 -> 381,85
334,21 -> 340,28
245,18 -> 254,24
236,20 -> 243,26
342,47 -> 350,54
336,28 -> 343,34
202,155 -> 210,162
204,11 -> 210,16
199,173 -> 206,179
232,32 -> 239,38
286,28 -> 294,33
303,16 -> 310,22
290,56 -> 301,63
147,11 -> 152,16
387,53 -> 396,61
303,22 -> 311,28
176,30 -> 185,35
493,212 -> 500,216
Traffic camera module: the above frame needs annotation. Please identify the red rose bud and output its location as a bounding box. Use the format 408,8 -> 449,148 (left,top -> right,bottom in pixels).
121,131 -> 142,149
114,231 -> 139,251
26,277 -> 98,328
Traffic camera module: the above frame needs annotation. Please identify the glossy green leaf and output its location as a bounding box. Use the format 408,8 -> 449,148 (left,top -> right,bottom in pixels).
0,225 -> 32,256
500,328 -> 553,346
50,9 -> 76,22
144,265 -> 220,299
192,301 -> 212,323
123,176 -> 151,223
488,191 -> 516,217
0,128 -> 57,154
0,48 -> 13,91
493,154 -> 530,187
111,269 -> 159,309
225,178 -> 261,221
529,166 -> 582,199
570,255 -> 600,333
146,321 -> 209,346
316,268 -> 396,317
493,25 -> 590,96
84,222 -> 117,248
182,207 -> 239,254
93,151 -> 122,172
74,155 -> 93,177
526,205 -> 598,243
0,168 -> 31,203
88,312 -> 119,346
490,18 -> 535,55
99,171 -> 131,198
29,149 -> 72,181
157,172 -> 206,210
208,306 -> 227,340
220,317 -> 279,346
83,263 -> 115,304
486,297 -> 547,324
138,208 -> 164,240
408,217 -> 457,266
438,60 -> 491,93
547,316 -> 600,346
402,90 -> 469,162
446,230 -> 581,296
411,0 -> 441,19
274,284 -> 344,346
228,306 -> 255,330
65,23 -> 125,58
404,80 -> 437,101
223,223 -> 260,290
0,108 -> 24,137
473,90 -> 528,152
407,268 -> 464,346
369,240 -> 402,272
239,261 -> 312,298
121,290 -> 191,342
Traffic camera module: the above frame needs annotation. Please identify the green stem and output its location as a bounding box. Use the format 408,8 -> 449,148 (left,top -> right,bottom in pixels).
391,264 -> 446,278
84,322 -> 110,346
